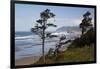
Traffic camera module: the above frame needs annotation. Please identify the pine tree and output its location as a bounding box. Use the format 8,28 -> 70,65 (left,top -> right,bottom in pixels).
31,9 -> 57,63
80,11 -> 92,35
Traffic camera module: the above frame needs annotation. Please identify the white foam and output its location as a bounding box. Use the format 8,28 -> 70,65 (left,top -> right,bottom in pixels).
15,35 -> 38,40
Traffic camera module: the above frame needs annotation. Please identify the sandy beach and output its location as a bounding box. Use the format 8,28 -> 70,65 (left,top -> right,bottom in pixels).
15,56 -> 40,66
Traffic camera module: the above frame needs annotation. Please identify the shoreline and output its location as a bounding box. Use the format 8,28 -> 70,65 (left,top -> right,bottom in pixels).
15,39 -> 72,66
15,56 -> 40,66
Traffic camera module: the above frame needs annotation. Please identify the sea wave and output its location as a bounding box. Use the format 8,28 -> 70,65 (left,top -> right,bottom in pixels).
15,35 -> 37,40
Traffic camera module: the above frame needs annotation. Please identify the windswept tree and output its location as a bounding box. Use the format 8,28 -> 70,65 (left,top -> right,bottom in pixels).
31,9 -> 57,63
80,11 -> 93,35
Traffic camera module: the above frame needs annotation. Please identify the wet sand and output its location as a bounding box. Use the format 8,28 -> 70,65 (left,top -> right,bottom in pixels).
15,56 -> 40,66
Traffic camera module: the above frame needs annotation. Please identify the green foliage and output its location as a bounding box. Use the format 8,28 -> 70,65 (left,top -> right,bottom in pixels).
80,11 -> 92,35
71,11 -> 95,47
31,28 -> 36,32
35,44 -> 95,64
31,9 -> 57,63
47,23 -> 57,27
40,9 -> 55,20
31,9 -> 57,37
32,10 -> 95,65
46,32 -> 51,37
71,27 -> 94,47
36,19 -> 42,25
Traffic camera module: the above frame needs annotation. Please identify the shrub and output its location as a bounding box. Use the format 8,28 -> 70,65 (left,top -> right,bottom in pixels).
71,27 -> 95,47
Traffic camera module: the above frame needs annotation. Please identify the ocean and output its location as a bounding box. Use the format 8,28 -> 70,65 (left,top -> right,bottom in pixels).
15,31 -> 81,60
15,31 -> 59,60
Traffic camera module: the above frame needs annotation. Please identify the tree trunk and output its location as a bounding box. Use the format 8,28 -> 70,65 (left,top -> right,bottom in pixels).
82,29 -> 84,35
42,30 -> 45,63
82,27 -> 85,35
42,21 -> 46,63
82,27 -> 86,35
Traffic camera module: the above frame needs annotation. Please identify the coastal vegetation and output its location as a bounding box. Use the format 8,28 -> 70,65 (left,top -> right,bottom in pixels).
15,4 -> 95,67
31,9 -> 57,63
35,44 -> 94,64
34,11 -> 95,65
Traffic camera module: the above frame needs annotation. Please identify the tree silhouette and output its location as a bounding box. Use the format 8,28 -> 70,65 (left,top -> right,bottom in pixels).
31,9 -> 57,63
80,11 -> 92,35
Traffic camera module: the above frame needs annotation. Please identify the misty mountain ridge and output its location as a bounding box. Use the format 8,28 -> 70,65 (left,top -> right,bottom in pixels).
55,26 -> 81,33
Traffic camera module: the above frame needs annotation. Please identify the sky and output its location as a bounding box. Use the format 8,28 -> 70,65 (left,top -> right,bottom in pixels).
15,4 -> 95,32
